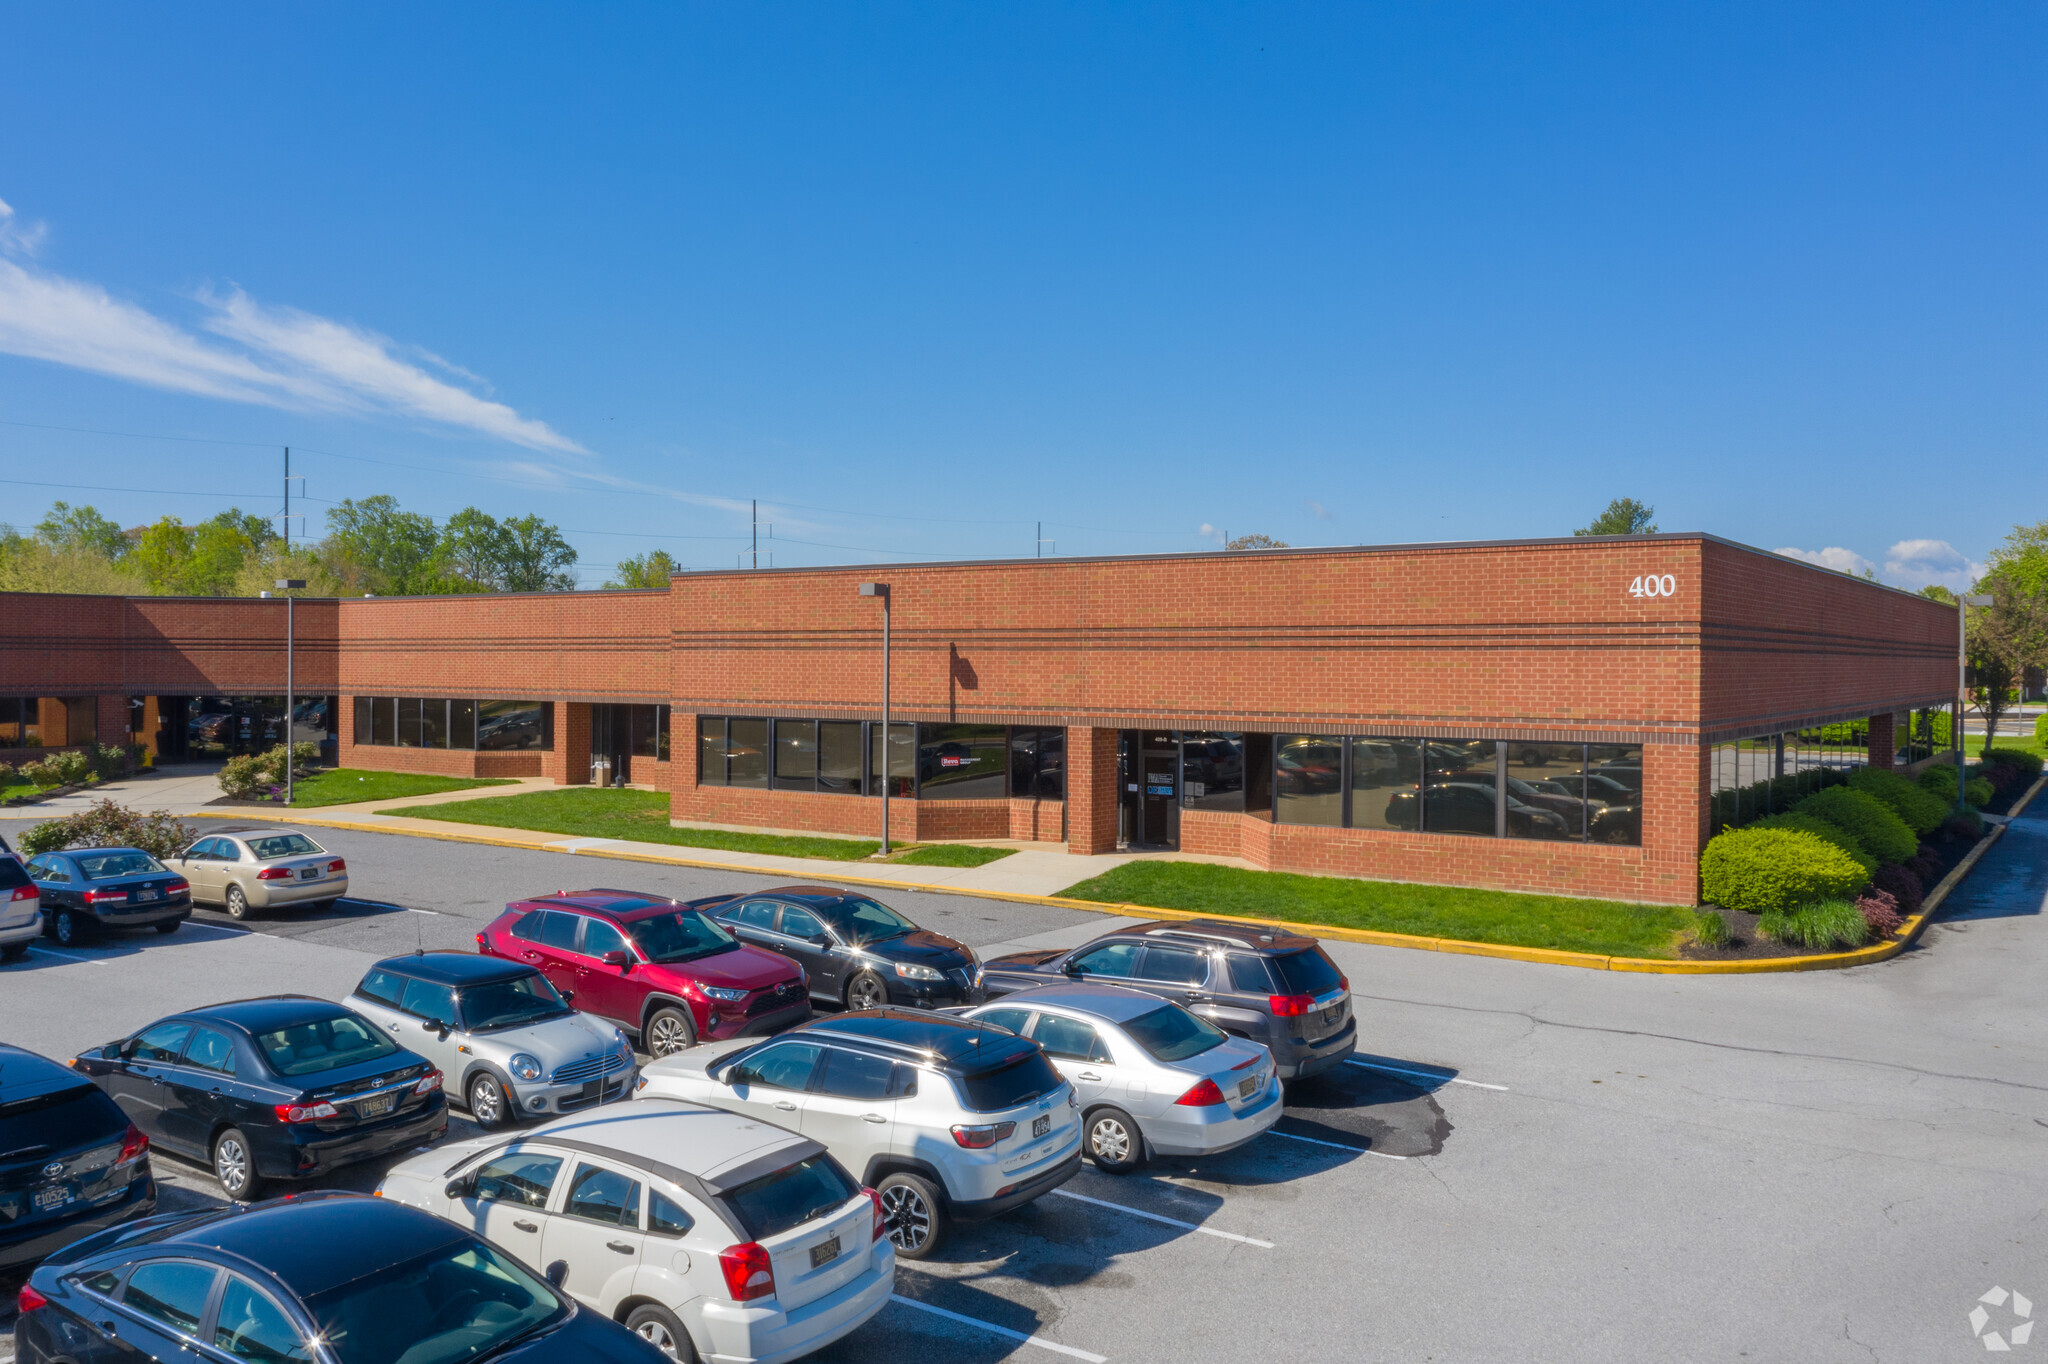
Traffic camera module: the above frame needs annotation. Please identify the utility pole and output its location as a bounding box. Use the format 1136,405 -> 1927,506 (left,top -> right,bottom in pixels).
1957,592 -> 1995,813
859,583 -> 892,856
276,579 -> 307,803
283,447 -> 290,554
752,499 -> 758,570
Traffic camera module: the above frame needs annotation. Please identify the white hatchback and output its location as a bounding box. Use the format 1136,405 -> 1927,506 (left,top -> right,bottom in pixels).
377,1098 -> 893,1363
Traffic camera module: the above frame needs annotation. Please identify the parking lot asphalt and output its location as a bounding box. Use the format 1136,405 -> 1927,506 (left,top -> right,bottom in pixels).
4,810 -> 2045,1362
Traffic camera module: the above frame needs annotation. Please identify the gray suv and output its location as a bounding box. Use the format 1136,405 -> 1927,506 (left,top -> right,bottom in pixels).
980,919 -> 1355,1080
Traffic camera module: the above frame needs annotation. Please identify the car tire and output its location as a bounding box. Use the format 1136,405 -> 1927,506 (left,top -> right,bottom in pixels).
876,1171 -> 945,1260
645,1006 -> 697,1058
52,908 -> 91,947
224,885 -> 253,920
0,942 -> 26,962
153,920 -> 180,935
844,969 -> 888,1012
213,1127 -> 264,1201
468,1072 -> 512,1130
1084,1107 -> 1144,1174
624,1303 -> 698,1361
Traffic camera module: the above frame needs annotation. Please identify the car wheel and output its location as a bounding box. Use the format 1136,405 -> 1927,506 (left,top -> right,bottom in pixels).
0,942 -> 26,963
52,908 -> 91,947
153,920 -> 181,935
468,1072 -> 512,1129
1085,1107 -> 1144,1173
213,1128 -> 264,1201
876,1171 -> 945,1259
645,1006 -> 697,1057
624,1303 -> 697,1361
224,885 -> 252,920
845,969 -> 888,1011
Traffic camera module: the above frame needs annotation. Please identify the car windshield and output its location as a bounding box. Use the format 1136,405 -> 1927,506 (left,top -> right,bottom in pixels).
304,1238 -> 564,1364
245,834 -> 324,859
817,898 -> 917,945
461,975 -> 572,1031
1270,947 -> 1344,997
75,851 -> 164,879
1123,1005 -> 1227,1062
254,1014 -> 402,1077
625,909 -> 739,963
722,1155 -> 858,1241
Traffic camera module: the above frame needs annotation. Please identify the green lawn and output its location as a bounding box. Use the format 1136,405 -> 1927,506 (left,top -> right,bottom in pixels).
289,768 -> 517,807
891,844 -> 1017,867
392,788 -> 886,860
1971,732 -> 2045,760
0,780 -> 41,803
1057,861 -> 1696,959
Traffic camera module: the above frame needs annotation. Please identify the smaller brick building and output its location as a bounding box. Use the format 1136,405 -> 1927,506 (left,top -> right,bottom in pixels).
0,533 -> 1956,906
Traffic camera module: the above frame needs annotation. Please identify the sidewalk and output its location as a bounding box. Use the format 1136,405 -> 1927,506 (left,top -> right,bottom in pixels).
4,763 -> 224,816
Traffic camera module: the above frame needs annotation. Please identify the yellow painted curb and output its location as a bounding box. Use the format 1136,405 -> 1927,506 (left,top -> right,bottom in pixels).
187,770 -> 2045,977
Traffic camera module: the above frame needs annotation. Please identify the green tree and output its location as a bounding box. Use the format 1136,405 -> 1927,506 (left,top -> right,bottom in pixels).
130,517 -> 195,593
35,502 -> 130,560
1574,498 -> 1658,536
433,507 -> 510,592
326,495 -> 442,595
1225,534 -> 1289,550
128,509 -> 270,595
1919,584 -> 1958,604
494,513 -> 579,592
605,549 -> 680,589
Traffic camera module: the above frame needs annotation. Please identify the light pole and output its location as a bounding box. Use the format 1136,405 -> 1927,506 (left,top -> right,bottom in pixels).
1956,591 -> 1994,814
277,579 -> 307,804
859,582 -> 892,856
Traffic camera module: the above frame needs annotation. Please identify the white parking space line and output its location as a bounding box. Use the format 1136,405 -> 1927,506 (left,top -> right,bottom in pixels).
1265,1128 -> 1407,1160
405,906 -> 440,915
26,944 -> 104,966
889,1294 -> 1108,1362
1047,1187 -> 1274,1247
1348,1058 -> 1509,1091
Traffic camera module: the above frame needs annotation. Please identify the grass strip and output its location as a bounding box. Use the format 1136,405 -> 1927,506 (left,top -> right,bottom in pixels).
1057,861 -> 1694,959
891,844 -> 1017,867
391,787 -> 884,861
289,769 -> 517,808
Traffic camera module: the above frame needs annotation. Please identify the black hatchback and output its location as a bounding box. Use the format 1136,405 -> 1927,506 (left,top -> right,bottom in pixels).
71,996 -> 447,1201
24,846 -> 191,947
0,1044 -> 155,1273
980,919 -> 1357,1080
698,884 -> 985,1011
13,1191 -> 664,1364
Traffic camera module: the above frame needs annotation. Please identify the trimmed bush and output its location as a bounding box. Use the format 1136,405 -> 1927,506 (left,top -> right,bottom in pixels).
1857,888 -> 1904,938
19,758 -> 60,788
1871,862 -> 1924,915
219,742 -> 321,801
1846,767 -> 1948,836
1793,787 -> 1917,865
1746,812 -> 1877,875
1980,746 -> 2044,777
1693,909 -> 1730,948
51,749 -> 94,785
1760,900 -> 1871,951
2037,714 -> 2048,747
1966,776 -> 1995,806
1945,809 -> 1983,839
1917,764 -> 1959,802
0,760 -> 14,787
16,800 -> 195,860
1699,827 -> 1871,915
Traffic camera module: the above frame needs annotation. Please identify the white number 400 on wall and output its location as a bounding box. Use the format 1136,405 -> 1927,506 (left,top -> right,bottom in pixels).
1629,574 -> 1678,598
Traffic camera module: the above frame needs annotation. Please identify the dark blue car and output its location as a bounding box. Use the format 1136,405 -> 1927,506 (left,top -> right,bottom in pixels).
13,1192 -> 666,1364
0,1044 -> 156,1273
24,846 -> 191,947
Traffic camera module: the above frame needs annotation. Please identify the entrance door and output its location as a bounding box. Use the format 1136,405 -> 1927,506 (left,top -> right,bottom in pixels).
1123,731 -> 1179,850
590,705 -> 630,785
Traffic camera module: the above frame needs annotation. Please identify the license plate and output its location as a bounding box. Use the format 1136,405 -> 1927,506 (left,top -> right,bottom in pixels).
135,889 -> 160,902
1032,1114 -> 1051,1139
1239,1075 -> 1260,1098
809,1236 -> 840,1268
1320,1006 -> 1339,1025
34,1186 -> 71,1212
299,868 -> 319,880
357,1092 -> 396,1117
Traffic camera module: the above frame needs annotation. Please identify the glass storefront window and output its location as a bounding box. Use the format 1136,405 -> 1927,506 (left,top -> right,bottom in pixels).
1350,738 -> 1419,831
420,698 -> 447,750
396,698 -> 422,748
627,705 -> 668,760
450,699 -> 477,750
1179,733 -> 1243,812
727,719 -> 768,789
371,697 -> 396,747
479,700 -> 549,751
818,721 -> 864,794
1585,744 -> 1643,845
918,725 -> 1008,800
1423,741 -> 1495,837
773,720 -> 818,789
698,717 -> 726,785
1504,742 -> 1586,840
868,723 -> 915,798
1010,728 -> 1067,800
1274,735 -> 1345,826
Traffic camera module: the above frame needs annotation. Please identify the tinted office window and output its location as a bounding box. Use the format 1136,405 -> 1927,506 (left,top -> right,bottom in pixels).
1423,741 -> 1496,837
698,717 -> 726,786
354,696 -> 373,744
479,700 -> 548,751
1274,735 -> 1345,827
1178,733 -> 1245,812
371,696 -> 396,747
1010,728 -> 1066,800
774,720 -> 818,790
727,719 -> 769,788
819,721 -> 864,794
1585,744 -> 1644,846
1351,738 -> 1421,833
919,724 -> 1008,800
654,705 -> 670,761
1504,742 -> 1586,840
1243,733 -> 1273,813
419,698 -> 447,750
629,705 -> 666,760
868,723 -> 914,798
450,699 -> 477,750
396,697 -> 421,748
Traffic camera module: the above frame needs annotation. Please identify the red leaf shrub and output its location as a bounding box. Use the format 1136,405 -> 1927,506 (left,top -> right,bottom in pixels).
1872,863 -> 1924,915
1857,889 -> 1904,939
1945,812 -> 1983,841
1908,846 -> 1942,881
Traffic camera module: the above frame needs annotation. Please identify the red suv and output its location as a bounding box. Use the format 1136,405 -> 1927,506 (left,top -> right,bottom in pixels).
478,889 -> 810,1056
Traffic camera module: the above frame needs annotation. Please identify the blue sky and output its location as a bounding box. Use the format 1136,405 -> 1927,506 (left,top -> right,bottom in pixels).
1,3 -> 2042,588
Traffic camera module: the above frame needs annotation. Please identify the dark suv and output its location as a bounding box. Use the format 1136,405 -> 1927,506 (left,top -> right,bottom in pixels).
980,920 -> 1356,1080
696,884 -> 984,1011
0,1044 -> 155,1272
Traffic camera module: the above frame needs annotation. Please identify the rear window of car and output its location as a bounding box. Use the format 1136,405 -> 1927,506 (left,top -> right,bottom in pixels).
76,852 -> 165,880
1122,1006 -> 1226,1063
253,1014 -> 403,1077
957,1048 -> 1064,1113
722,1155 -> 857,1241
1270,947 -> 1343,997
0,859 -> 28,889
0,1082 -> 127,1154
245,834 -> 323,859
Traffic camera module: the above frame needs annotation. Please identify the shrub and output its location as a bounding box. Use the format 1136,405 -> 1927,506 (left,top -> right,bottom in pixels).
217,743 -> 321,801
52,749 -> 94,785
1945,809 -> 1983,840
1966,776 -> 1995,806
0,760 -> 14,787
90,744 -> 132,781
1856,888 -> 1904,939
1908,846 -> 1943,881
1980,746 -> 2044,777
19,758 -> 60,788
1846,767 -> 1948,836
2037,714 -> 2048,747
16,800 -> 195,860
1693,910 -> 1730,949
1746,812 -> 1876,875
1699,827 -> 1871,914
1792,787 -> 1917,865
1870,862 -> 1924,915
1760,900 -> 1871,951
1917,764 -> 1959,801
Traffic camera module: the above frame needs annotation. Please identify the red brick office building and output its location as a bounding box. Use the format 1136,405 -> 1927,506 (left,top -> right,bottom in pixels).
0,534 -> 1956,906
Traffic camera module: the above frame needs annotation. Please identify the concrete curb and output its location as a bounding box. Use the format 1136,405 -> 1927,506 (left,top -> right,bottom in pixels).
196,775 -> 2047,976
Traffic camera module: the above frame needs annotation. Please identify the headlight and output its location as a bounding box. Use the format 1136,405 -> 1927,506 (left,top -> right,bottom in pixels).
895,962 -> 944,982
507,1053 -> 543,1082
700,984 -> 748,1003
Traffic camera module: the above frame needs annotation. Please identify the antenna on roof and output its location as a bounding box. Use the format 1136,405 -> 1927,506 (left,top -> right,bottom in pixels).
415,916 -> 424,956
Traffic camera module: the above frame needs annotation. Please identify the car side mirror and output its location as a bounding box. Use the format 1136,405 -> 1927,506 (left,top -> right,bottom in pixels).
544,1260 -> 568,1288
1060,961 -> 1082,977
445,1175 -> 472,1200
104,1042 -> 125,1060
600,950 -> 630,969
560,989 -> 574,1004
807,934 -> 831,947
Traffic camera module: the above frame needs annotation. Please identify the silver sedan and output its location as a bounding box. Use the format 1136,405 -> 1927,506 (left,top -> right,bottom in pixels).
161,825 -> 349,919
962,981 -> 1283,1173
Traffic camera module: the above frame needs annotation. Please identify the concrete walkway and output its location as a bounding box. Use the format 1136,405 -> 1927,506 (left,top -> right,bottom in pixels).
4,763 -> 224,816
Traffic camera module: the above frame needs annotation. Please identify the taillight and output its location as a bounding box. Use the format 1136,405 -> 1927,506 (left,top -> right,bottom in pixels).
17,1282 -> 49,1313
274,1101 -> 339,1123
1268,994 -> 1314,1018
115,1122 -> 149,1167
165,879 -> 189,895
950,1121 -> 1016,1149
718,1242 -> 775,1302
256,867 -> 292,881
84,889 -> 128,905
1175,1078 -> 1227,1107
329,859 -> 346,873
413,1069 -> 444,1096
864,1187 -> 885,1243
475,933 -> 488,950
9,884 -> 36,902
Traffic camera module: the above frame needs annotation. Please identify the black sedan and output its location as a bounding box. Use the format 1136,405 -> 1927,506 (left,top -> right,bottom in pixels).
13,1191 -> 664,1364
696,884 -> 985,1011
72,996 -> 447,1200
0,1043 -> 155,1273
24,846 -> 191,947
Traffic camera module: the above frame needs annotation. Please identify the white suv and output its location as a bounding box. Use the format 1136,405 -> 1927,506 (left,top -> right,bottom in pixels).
378,1098 -> 893,1363
636,1009 -> 1082,1259
0,847 -> 37,964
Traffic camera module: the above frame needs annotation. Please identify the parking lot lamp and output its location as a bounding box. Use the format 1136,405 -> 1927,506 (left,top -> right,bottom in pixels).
277,579 -> 307,805
1957,591 -> 1994,814
859,583 -> 892,856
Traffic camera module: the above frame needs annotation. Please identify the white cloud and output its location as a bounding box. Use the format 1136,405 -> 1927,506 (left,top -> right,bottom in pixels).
1305,499 -> 1335,521
0,196 -> 581,453
1882,538 -> 1985,592
1775,545 -> 1877,577
1197,522 -> 1225,545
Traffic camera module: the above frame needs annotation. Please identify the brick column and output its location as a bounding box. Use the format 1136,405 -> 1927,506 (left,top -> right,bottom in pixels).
1867,713 -> 1895,770
547,702 -> 591,785
1066,727 -> 1120,854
